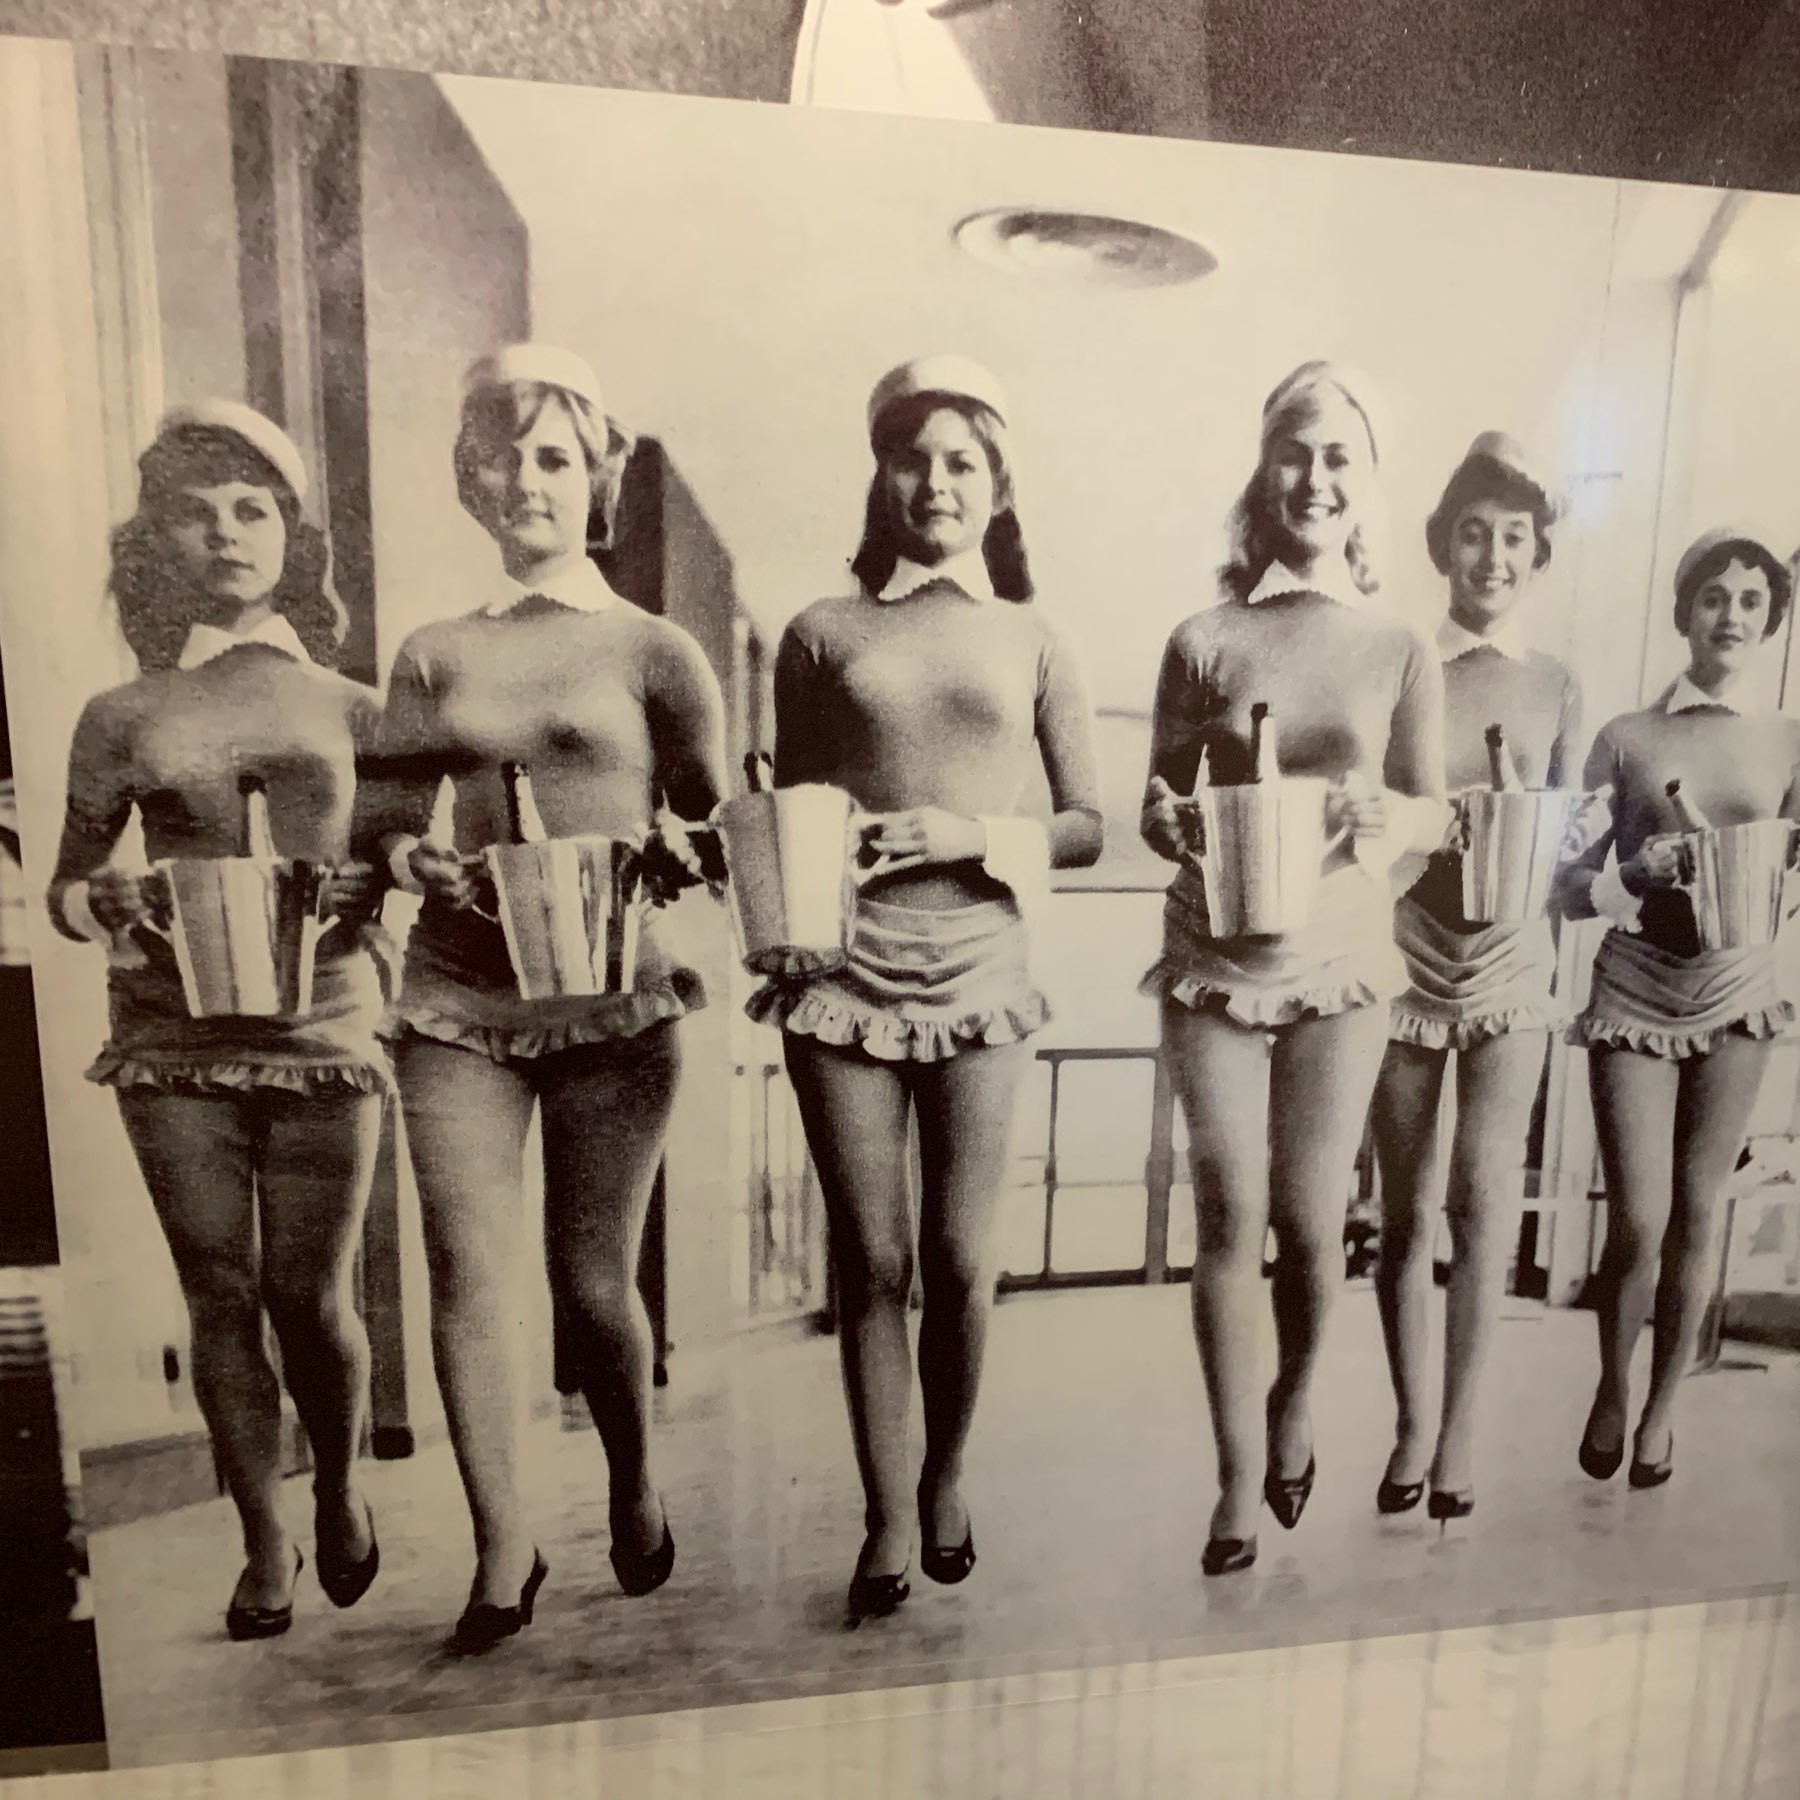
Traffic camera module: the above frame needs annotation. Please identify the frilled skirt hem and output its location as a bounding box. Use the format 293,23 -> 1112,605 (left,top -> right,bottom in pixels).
1568,928 -> 1793,1061
748,895 -> 1046,1064
384,970 -> 706,1064
1141,874 -> 1404,1029
86,1048 -> 391,1097
1386,894 -> 1564,1050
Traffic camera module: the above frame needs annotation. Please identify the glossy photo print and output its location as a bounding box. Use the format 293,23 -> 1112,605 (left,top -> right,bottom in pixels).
0,36 -> 1797,1774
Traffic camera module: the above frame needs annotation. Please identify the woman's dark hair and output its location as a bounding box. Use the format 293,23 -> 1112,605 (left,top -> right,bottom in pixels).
108,426 -> 345,673
453,380 -> 633,552
1425,454 -> 1556,575
1674,537 -> 1793,639
850,392 -> 1032,602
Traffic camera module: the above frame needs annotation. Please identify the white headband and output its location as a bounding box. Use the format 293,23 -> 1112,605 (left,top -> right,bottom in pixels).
156,400 -> 308,502
463,343 -> 606,418
867,354 -> 1009,438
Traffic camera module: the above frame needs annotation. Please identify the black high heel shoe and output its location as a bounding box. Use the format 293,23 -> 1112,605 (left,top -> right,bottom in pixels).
918,1482 -> 977,1586
1578,1429 -> 1625,1482
847,1538 -> 911,1621
1263,1456 -> 1317,1532
1201,1535 -> 1258,1577
610,1509 -> 676,1598
1628,1433 -> 1674,1490
316,1498 -> 380,1611
226,1546 -> 303,1642
447,1550 -> 548,1657
1376,1475 -> 1426,1516
1427,1487 -> 1475,1532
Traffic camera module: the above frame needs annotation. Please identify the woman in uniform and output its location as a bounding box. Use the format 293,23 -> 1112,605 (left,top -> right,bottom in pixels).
1141,361 -> 1447,1575
1369,432 -> 1579,1526
48,402 -> 387,1639
1559,526 -> 1797,1491
757,356 -> 1102,1619
356,345 -> 727,1653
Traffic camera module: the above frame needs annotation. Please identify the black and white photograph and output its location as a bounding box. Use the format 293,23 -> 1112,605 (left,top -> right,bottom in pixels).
1,30 -> 1798,1779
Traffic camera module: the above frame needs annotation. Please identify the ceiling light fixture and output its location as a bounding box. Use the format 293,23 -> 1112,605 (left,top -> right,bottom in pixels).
953,208 -> 1219,288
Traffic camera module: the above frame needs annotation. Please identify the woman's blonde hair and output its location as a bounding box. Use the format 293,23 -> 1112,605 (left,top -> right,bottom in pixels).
1219,369 -> 1384,602
453,379 -> 634,550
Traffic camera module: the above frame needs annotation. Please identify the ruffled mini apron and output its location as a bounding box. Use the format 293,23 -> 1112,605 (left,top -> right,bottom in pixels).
748,893 -> 1046,1063
1140,863 -> 1404,1030
1569,927 -> 1792,1061
1387,891 -> 1565,1051
89,924 -> 394,1096
386,896 -> 705,1064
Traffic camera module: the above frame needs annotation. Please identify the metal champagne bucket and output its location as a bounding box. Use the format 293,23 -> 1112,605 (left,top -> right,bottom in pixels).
485,836 -> 642,1000
1197,777 -> 1338,937
1459,789 -> 1584,924
1676,819 -> 1797,952
716,773 -> 861,977
154,855 -> 333,1018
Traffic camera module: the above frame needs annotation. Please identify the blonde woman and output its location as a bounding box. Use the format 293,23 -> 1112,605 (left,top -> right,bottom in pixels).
357,346 -> 726,1653
1142,361 -> 1447,1575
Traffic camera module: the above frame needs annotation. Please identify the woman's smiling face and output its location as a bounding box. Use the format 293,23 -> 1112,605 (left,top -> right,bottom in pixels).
1447,498 -> 1539,630
880,406 -> 996,567
1262,388 -> 1372,568
1683,555 -> 1773,684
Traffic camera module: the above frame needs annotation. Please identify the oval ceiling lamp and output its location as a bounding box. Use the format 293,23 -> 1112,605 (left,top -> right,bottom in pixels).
953,208 -> 1219,289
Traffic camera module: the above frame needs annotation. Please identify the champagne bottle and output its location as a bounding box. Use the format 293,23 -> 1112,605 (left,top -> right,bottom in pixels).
501,761 -> 548,844
1485,723 -> 1525,793
1665,779 -> 1710,833
1248,702 -> 1276,783
238,773 -> 276,859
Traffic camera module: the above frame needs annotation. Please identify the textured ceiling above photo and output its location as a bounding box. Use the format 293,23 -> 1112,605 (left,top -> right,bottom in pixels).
2,0 -> 1795,192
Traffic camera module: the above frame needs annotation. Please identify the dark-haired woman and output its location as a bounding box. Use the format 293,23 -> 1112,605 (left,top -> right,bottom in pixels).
1141,361 -> 1447,1575
47,402 -> 387,1639
757,356 -> 1101,1618
1369,433 -> 1581,1525
354,345 -> 726,1653
1559,526 -> 1799,1490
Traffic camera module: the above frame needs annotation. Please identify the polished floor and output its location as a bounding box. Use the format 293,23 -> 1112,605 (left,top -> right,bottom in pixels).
85,1286 -> 1800,1771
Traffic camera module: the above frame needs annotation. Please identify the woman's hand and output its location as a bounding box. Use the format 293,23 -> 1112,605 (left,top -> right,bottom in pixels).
86,869 -> 160,935
1619,833 -> 1686,896
858,807 -> 986,875
324,861 -> 385,921
638,816 -> 728,906
1143,776 -> 1205,866
409,842 -> 490,912
1327,780 -> 1390,842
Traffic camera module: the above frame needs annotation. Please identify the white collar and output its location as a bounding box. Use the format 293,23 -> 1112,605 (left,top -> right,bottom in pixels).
482,557 -> 619,617
879,550 -> 995,604
177,613 -> 311,671
1437,613 -> 1529,664
1665,670 -> 1760,717
1243,558 -> 1365,610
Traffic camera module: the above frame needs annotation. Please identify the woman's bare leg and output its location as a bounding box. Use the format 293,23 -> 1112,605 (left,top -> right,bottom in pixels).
1634,1035 -> 1772,1462
1265,1005 -> 1392,1482
1586,1046 -> 1679,1460
256,1089 -> 384,1569
117,1090 -> 293,1611
394,1036 -> 538,1608
1163,1001 -> 1274,1545
1370,1038 -> 1450,1489
539,1024 -> 682,1556
1434,1029 -> 1545,1492
785,1033 -> 918,1578
912,1040 -> 1028,1548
